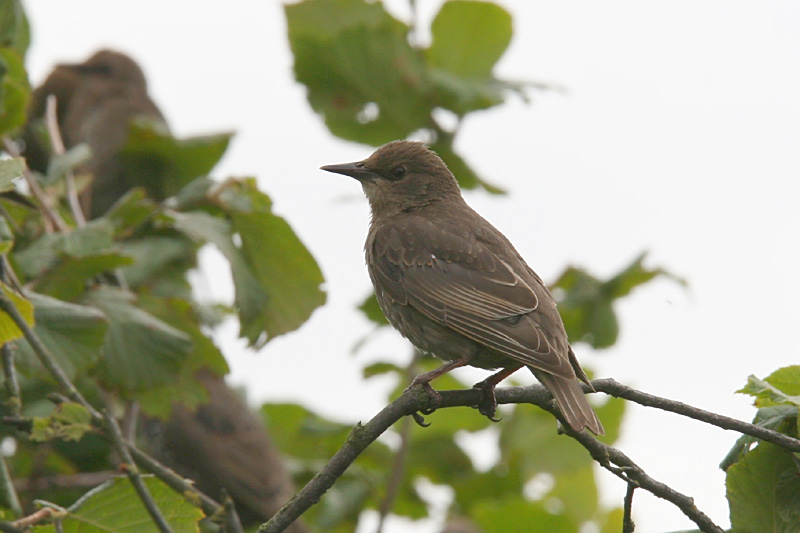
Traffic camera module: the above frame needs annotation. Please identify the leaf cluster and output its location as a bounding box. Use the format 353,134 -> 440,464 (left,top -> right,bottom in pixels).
285,0 -> 545,193
723,366 -> 800,532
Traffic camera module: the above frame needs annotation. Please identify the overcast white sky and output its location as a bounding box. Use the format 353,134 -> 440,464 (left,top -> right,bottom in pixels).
23,1 -> 800,531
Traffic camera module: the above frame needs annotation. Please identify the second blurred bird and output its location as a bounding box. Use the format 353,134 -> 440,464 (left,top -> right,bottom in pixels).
23,49 -> 302,528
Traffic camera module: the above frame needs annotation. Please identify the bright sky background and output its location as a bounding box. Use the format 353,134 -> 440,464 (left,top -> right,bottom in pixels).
23,1 -> 800,531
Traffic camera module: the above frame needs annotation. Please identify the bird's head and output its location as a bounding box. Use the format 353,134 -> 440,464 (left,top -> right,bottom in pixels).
61,50 -> 148,89
321,141 -> 463,216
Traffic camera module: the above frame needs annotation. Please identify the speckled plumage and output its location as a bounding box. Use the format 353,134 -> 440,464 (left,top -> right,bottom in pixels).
323,141 -> 603,435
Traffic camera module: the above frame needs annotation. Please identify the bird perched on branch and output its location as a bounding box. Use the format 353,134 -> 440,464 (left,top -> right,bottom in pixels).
22,49 -> 166,219
23,50 -> 305,527
322,141 -> 604,435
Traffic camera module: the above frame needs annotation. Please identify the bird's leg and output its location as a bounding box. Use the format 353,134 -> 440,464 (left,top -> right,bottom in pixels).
472,365 -> 523,421
406,358 -> 470,415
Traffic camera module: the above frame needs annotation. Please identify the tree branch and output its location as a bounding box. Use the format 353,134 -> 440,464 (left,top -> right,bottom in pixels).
103,410 -> 172,533
590,378 -> 800,453
45,96 -> 86,228
260,378 -> 798,533
0,282 -> 239,531
1,136 -> 68,233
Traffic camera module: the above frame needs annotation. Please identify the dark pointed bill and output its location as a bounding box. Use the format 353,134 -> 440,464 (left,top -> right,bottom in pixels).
320,162 -> 377,181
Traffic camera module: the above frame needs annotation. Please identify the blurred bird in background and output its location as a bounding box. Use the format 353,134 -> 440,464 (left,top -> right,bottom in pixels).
22,49 -> 166,219
22,50 -> 303,528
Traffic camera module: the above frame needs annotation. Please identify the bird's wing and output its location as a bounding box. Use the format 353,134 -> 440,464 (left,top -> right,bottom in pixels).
370,220 -> 574,379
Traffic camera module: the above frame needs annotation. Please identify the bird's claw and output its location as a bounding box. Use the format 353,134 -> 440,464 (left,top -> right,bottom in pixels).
472,381 -> 502,422
411,411 -> 431,427
404,381 -> 442,425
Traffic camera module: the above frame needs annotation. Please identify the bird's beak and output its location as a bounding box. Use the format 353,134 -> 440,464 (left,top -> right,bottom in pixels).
320,162 -> 377,182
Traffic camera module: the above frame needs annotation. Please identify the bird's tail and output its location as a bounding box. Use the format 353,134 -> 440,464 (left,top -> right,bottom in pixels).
531,368 -> 604,435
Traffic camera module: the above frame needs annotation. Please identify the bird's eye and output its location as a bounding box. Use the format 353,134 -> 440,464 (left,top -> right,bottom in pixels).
391,166 -> 406,179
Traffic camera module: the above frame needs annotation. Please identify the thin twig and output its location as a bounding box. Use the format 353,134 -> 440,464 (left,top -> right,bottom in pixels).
126,444 -> 228,521
0,251 -> 235,528
375,415 -> 412,533
1,136 -> 68,232
0,456 -> 22,517
1,345 -> 21,419
222,491 -> 245,533
590,378 -> 800,453
0,521 -> 23,533
375,350 -> 419,533
623,482 -> 636,533
103,410 -> 172,533
258,387 -> 429,533
14,471 -> 116,492
10,507 -> 56,529
0,289 -> 99,419
45,96 -> 86,228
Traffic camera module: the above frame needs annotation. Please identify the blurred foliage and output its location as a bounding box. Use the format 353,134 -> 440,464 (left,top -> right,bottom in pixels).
284,0 -> 541,193
552,252 -> 685,349
0,0 -> 326,527
0,1 -> 794,532
30,476 -> 205,533
725,366 -> 800,532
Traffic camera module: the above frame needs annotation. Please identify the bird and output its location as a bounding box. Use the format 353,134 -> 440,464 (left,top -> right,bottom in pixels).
321,141 -> 604,435
22,49 -> 167,219
23,51 -> 307,527
147,371 -> 306,529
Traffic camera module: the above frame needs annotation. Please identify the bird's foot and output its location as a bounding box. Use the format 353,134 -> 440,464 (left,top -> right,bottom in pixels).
404,380 -> 443,426
472,380 -> 502,422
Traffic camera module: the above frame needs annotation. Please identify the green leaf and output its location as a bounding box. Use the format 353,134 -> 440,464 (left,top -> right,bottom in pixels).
84,286 -> 192,392
14,292 -> 106,379
472,495 -> 575,532
261,403 -> 352,461
61,219 -> 116,257
549,464 -> 598,523
134,294 -> 229,418
0,47 -> 29,136
15,219 -> 118,282
599,507 -> 625,533
0,280 -> 34,344
358,293 -> 388,326
606,251 -> 686,299
0,213 -> 14,254
212,178 -> 326,346
30,402 -> 92,442
0,157 -> 24,192
428,1 -> 512,80
595,396 -> 626,446
120,118 -> 232,199
105,188 -> 159,234
720,404 -> 798,470
553,253 -> 681,349
362,361 -> 401,379
430,137 -> 505,193
168,209 -> 270,343
285,0 -> 432,144
765,366 -> 800,396
45,144 -> 92,186
500,403 -> 591,478
0,0 -> 30,58
31,475 -> 204,532
738,367 -> 800,408
32,252 -> 135,301
424,1 -> 516,116
726,442 -> 800,533
118,236 -> 196,289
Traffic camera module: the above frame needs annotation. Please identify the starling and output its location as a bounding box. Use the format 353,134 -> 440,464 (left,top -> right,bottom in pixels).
149,371 -> 306,529
322,141 -> 604,435
22,49 -> 167,218
23,51 -> 307,527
